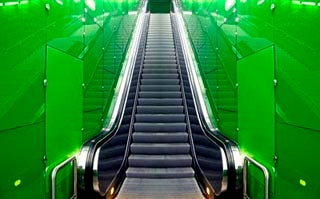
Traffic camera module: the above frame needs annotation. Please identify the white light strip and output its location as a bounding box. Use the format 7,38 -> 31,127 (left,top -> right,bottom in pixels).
128,11 -> 137,15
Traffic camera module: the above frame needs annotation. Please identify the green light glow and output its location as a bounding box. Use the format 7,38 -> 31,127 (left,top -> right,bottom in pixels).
299,179 -> 307,187
292,0 -> 318,6
301,1 -> 316,6
5,2 -> 19,6
14,179 -> 21,187
257,0 -> 265,5
225,0 -> 235,11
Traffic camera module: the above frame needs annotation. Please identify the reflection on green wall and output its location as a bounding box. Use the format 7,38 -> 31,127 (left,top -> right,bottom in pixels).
178,0 -> 320,198
0,0 -> 141,198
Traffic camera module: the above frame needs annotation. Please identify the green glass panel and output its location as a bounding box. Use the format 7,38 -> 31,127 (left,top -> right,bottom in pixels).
149,0 -> 171,13
0,0 -> 46,131
236,0 -> 274,57
46,0 -> 84,58
274,1 -> 320,199
274,0 -> 320,131
0,123 -> 45,199
275,122 -> 320,199
238,46 -> 275,163
46,46 -> 83,163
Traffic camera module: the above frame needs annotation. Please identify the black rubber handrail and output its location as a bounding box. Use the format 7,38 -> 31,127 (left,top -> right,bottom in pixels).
171,9 -> 241,197
101,13 -> 150,198
77,2 -> 148,195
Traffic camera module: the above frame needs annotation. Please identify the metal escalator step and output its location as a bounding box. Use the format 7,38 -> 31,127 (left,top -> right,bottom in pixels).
136,106 -> 184,114
142,74 -> 178,79
126,167 -> 194,178
145,52 -> 175,56
134,123 -> 186,132
144,60 -> 176,65
142,68 -> 178,73
130,143 -> 190,155
132,132 -> 188,143
146,40 -> 173,44
138,98 -> 182,106
141,79 -> 179,85
144,55 -> 176,60
117,178 -> 203,199
139,91 -> 181,98
128,154 -> 192,167
140,85 -> 180,91
143,64 -> 177,68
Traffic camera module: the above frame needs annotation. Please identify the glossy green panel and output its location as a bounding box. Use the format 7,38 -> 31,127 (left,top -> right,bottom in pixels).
0,0 -> 46,131
237,0 -> 274,57
274,1 -> 320,198
0,2 -> 46,197
0,123 -> 45,199
275,122 -> 320,199
149,0 -> 171,13
46,46 -> 83,165
238,46 -> 275,164
46,0 -> 84,58
274,0 -> 320,131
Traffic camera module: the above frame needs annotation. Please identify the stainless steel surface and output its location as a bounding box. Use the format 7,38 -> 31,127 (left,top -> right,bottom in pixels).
243,156 -> 269,199
52,156 -> 77,199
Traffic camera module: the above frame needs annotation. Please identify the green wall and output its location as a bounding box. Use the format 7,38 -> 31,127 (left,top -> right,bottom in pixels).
178,0 -> 320,198
0,0 -> 140,198
149,0 -> 171,13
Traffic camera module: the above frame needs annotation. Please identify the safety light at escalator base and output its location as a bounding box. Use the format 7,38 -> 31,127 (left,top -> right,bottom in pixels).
110,187 -> 115,195
206,187 -> 210,195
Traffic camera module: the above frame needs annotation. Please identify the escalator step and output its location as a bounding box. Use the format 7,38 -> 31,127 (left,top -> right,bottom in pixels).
142,74 -> 178,79
132,132 -> 188,143
142,69 -> 178,73
130,143 -> 190,155
134,123 -> 186,132
143,64 -> 177,68
126,167 -> 194,178
139,91 -> 181,98
128,154 -> 192,167
136,106 -> 184,114
138,98 -> 182,106
140,85 -> 180,92
143,60 -> 177,65
140,79 -> 179,85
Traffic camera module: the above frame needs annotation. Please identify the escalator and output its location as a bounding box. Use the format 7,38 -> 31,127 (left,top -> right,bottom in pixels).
79,8 -> 241,199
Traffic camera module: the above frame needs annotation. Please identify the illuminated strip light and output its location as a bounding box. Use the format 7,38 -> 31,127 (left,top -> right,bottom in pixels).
20,0 -> 29,4
85,0 -> 96,11
55,0 -> 63,5
0,1 -> 29,7
292,0 -> 300,4
183,11 -> 192,15
225,0 -> 235,11
128,11 -> 137,15
292,0 -> 318,6
211,12 -> 217,17
301,1 -> 316,6
257,0 -> 265,5
5,2 -> 19,6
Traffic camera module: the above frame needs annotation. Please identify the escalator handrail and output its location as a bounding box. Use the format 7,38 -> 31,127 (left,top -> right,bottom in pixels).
77,1 -> 148,193
171,13 -> 220,198
92,12 -> 150,197
172,0 -> 243,193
